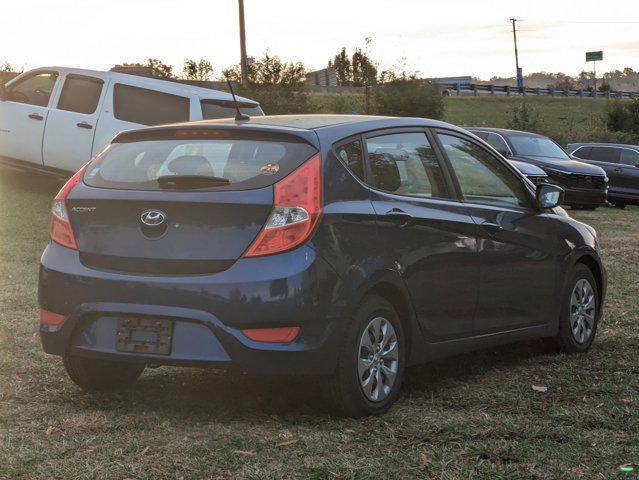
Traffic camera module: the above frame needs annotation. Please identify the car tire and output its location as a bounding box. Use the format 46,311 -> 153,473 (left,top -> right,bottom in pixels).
63,355 -> 145,392
555,264 -> 599,354
610,201 -> 626,209
323,295 -> 406,417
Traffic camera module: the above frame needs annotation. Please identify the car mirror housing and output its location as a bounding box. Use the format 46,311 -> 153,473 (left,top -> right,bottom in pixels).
536,183 -> 564,210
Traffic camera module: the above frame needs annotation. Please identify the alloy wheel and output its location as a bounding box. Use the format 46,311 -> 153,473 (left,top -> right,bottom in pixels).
570,279 -> 596,344
357,316 -> 399,402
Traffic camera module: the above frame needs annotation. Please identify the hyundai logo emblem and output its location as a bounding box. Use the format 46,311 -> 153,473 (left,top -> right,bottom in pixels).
140,209 -> 167,227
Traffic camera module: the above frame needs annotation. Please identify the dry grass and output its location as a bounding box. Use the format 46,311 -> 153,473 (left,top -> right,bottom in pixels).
0,166 -> 637,479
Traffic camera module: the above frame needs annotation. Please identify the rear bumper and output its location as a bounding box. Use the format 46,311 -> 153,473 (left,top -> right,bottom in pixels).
38,242 -> 345,375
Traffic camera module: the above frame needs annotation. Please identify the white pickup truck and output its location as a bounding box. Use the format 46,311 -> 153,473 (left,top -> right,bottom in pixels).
0,67 -> 263,174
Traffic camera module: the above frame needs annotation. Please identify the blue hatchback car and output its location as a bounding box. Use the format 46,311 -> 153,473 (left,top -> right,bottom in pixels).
39,115 -> 606,416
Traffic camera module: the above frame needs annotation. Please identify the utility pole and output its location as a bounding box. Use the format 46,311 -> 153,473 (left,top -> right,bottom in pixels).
238,0 -> 248,85
509,18 -> 523,89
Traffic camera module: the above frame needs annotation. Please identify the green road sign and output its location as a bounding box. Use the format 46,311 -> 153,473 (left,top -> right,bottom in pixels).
586,51 -> 603,62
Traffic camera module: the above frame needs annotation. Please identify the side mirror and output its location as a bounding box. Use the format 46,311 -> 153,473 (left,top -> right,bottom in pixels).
536,183 -> 564,210
0,83 -> 6,102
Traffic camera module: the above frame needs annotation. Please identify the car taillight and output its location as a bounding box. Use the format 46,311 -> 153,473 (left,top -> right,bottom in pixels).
243,154 -> 322,257
50,162 -> 91,249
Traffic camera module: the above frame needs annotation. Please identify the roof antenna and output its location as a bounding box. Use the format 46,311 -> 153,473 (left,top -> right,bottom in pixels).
226,79 -> 250,121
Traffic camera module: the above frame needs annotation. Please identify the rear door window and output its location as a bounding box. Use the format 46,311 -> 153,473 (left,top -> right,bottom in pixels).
620,149 -> 639,167
585,146 -> 620,163
57,75 -> 103,114
113,84 -> 190,125
485,133 -> 511,156
84,132 -> 317,191
201,99 -> 264,119
364,132 -> 449,199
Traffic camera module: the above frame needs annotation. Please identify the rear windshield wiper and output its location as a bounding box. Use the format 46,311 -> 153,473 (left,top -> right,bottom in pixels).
156,175 -> 231,189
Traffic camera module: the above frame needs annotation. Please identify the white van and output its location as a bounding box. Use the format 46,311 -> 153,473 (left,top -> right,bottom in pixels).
0,67 -> 263,174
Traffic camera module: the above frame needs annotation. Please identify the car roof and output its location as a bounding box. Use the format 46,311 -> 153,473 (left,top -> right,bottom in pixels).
113,114 -> 469,148
10,66 -> 258,104
568,142 -> 639,149
467,127 -> 547,138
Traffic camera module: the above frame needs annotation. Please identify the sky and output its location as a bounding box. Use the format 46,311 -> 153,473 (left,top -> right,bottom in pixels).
1,0 -> 638,80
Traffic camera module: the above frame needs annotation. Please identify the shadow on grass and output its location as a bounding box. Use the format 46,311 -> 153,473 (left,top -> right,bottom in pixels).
54,339 -> 555,422
0,165 -> 63,197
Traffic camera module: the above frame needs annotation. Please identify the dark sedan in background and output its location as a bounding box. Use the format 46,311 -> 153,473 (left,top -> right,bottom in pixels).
567,142 -> 639,208
469,128 -> 608,210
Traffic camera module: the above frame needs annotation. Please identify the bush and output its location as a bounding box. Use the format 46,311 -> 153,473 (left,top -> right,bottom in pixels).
606,99 -> 639,134
236,84 -> 309,115
507,101 -> 544,133
307,93 -> 366,114
373,79 -> 444,119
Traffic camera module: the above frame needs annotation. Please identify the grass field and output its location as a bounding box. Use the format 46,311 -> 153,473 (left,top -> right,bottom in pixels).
0,166 -> 638,479
309,93 -> 616,145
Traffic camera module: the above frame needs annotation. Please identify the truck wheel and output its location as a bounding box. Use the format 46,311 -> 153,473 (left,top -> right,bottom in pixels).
64,355 -> 145,392
323,295 -> 405,417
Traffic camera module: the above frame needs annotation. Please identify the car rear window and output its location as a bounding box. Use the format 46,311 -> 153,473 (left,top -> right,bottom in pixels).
84,132 -> 317,191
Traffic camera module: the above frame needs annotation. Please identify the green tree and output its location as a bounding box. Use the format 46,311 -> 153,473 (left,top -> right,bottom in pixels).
331,48 -> 351,86
182,59 -> 214,81
222,53 -> 308,114
351,48 -> 377,86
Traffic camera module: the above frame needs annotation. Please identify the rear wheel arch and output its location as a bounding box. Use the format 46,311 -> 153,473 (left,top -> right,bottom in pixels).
361,281 -> 413,360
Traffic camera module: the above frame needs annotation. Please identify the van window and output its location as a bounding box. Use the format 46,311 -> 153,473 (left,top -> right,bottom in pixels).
620,149 -> 639,167
201,99 -> 264,119
6,71 -> 58,107
113,84 -> 190,125
57,75 -> 103,114
84,133 -> 318,191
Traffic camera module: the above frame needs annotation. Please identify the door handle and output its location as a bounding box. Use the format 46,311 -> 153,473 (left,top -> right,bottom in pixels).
76,121 -> 93,130
480,222 -> 503,237
28,113 -> 43,121
384,208 -> 414,227
614,168 -> 622,173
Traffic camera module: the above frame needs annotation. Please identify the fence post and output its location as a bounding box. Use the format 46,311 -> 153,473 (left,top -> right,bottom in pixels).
578,89 -> 583,98
456,82 -> 461,96
606,90 -> 610,99
472,84 -> 478,96
550,88 -> 555,97
564,88 -> 569,97
506,85 -> 511,97
489,84 -> 495,96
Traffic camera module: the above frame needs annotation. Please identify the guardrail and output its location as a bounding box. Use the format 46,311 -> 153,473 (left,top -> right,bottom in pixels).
439,82 -> 638,99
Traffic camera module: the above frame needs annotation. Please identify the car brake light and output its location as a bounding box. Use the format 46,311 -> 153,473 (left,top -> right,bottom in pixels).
243,154 -> 322,257
50,162 -> 91,249
241,327 -> 300,343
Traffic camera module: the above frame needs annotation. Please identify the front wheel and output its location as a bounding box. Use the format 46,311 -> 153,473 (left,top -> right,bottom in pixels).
556,264 -> 599,353
64,355 -> 145,392
323,295 -> 406,417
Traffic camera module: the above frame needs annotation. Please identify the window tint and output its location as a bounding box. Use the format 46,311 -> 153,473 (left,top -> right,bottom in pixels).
113,84 -> 190,125
57,75 -> 103,114
365,132 -> 448,198
438,134 -> 529,208
6,71 -> 58,107
201,99 -> 264,119
335,139 -> 365,181
588,146 -> 620,163
486,133 -> 511,155
84,135 -> 317,191
472,131 -> 489,141
620,149 -> 639,167
572,147 -> 592,159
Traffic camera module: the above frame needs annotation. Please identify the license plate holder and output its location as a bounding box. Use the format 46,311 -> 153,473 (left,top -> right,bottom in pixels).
116,317 -> 173,355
